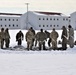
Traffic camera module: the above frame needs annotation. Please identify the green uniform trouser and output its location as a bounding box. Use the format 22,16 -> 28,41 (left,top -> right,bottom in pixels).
68,37 -> 74,48
51,40 -> 57,50
5,39 -> 10,48
1,39 -> 4,49
39,41 -> 46,50
27,39 -> 33,50
62,38 -> 67,50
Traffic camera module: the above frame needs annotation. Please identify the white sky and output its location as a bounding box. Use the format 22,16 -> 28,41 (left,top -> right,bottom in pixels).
0,0 -> 76,15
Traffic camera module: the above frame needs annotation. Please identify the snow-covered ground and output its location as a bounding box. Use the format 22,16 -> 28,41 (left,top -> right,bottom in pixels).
0,30 -> 76,75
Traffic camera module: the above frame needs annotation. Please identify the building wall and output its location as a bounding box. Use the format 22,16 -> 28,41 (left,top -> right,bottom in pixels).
20,13 -> 27,29
37,15 -> 69,30
0,16 -> 21,29
21,11 -> 39,30
23,11 -> 69,30
0,11 -> 76,30
70,12 -> 76,29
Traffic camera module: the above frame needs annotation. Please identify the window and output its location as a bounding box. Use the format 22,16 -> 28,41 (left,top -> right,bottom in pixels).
57,18 -> 59,20
47,25 -> 48,27
0,19 -> 2,21
50,18 -> 52,20
43,18 -> 45,20
5,19 -> 6,21
54,25 -> 55,27
54,18 -> 55,20
5,25 -> 7,27
39,18 -> 41,20
16,25 -> 18,27
43,25 -> 45,27
57,25 -> 59,27
50,25 -> 52,27
9,25 -> 11,27
0,25 -> 2,27
13,24 -> 15,27
39,25 -> 41,27
46,18 -> 48,20
13,19 -> 14,21
66,18 -> 68,21
9,19 -> 10,21
16,19 -> 18,21
63,18 -> 65,21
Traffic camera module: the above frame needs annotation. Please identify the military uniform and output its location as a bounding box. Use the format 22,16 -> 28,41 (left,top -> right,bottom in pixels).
0,28 -> 5,49
16,31 -> 24,46
45,30 -> 51,47
30,27 -> 35,46
50,28 -> 59,50
61,26 -> 67,50
25,29 -> 34,50
5,28 -> 10,48
68,25 -> 74,48
35,29 -> 47,50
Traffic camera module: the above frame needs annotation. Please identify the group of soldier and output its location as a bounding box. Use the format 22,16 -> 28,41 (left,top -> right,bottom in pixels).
25,25 -> 74,50
0,25 -> 74,50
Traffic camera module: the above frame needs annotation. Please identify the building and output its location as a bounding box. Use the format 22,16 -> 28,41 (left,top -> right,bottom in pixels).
0,11 -> 76,30
0,13 -> 22,29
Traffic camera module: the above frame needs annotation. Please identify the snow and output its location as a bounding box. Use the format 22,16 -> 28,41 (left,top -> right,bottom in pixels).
0,30 -> 76,75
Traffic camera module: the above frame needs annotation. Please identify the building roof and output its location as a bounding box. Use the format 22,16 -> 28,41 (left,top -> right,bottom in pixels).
34,11 -> 62,16
0,12 -> 22,16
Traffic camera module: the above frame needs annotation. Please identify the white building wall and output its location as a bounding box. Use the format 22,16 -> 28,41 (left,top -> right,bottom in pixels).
21,11 -> 39,30
0,11 -> 75,30
0,16 -> 21,29
23,11 -> 69,30
70,12 -> 76,29
27,12 -> 38,29
20,13 -> 27,29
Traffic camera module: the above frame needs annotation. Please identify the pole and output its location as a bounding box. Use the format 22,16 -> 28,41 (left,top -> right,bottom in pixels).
25,3 -> 29,29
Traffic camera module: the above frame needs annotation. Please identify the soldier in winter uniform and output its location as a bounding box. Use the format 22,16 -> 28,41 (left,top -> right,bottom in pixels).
45,30 -> 51,47
16,30 -> 24,46
0,28 -> 5,49
5,28 -> 10,48
68,25 -> 74,48
30,27 -> 35,46
25,29 -> 35,50
61,26 -> 67,50
50,28 -> 59,50
35,29 -> 47,50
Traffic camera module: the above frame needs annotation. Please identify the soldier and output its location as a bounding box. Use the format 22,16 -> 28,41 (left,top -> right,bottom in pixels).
35,29 -> 47,50
61,26 -> 67,50
0,28 -> 5,49
45,30 -> 51,47
50,28 -> 59,50
25,29 -> 35,50
16,30 -> 24,46
68,25 -> 74,48
30,27 -> 35,46
5,28 -> 10,48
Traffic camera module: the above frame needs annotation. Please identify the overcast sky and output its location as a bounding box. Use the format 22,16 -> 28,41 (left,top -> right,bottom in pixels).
0,0 -> 76,15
